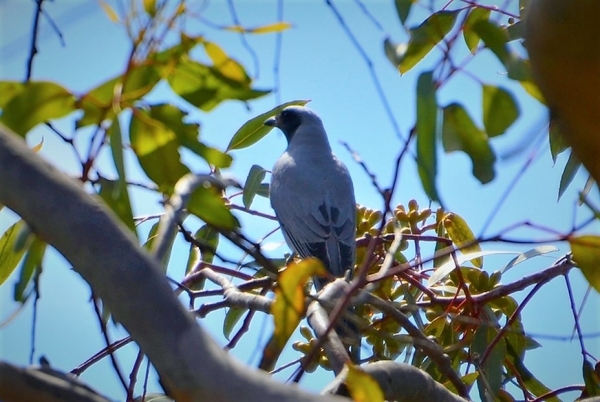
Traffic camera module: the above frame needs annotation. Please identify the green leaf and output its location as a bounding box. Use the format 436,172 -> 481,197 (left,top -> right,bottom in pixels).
482,85 -> 519,137
0,81 -> 76,136
558,151 -> 581,200
383,37 -> 405,67
583,359 -> 600,396
346,365 -> 385,402
549,120 -> 569,162
442,103 -> 496,184
416,71 -> 439,201
188,224 -> 220,269
13,237 -> 46,302
569,235 -> 600,293
472,20 -> 533,82
224,22 -> 292,34
145,104 -> 232,168
399,10 -> 459,74
129,108 -> 190,193
226,100 -> 309,151
394,0 -> 413,24
463,7 -> 491,54
224,307 -> 247,340
77,64 -> 161,128
98,178 -> 136,234
0,220 -> 32,286
473,326 -> 506,401
167,59 -> 268,112
243,165 -> 267,209
442,212 -> 482,267
0,81 -> 24,108
187,184 -> 239,230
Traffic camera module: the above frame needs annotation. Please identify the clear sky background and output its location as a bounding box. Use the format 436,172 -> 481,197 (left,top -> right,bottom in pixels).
1,1 -> 599,401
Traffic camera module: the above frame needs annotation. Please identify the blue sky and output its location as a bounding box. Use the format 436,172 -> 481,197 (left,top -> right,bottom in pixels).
1,0 -> 599,400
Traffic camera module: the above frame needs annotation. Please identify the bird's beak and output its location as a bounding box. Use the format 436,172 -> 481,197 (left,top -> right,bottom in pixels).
264,116 -> 278,127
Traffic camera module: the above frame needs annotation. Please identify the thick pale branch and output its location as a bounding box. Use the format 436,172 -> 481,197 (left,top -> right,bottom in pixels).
0,125 -> 342,401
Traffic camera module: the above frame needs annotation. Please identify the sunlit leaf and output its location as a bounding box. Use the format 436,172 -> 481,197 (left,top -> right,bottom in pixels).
77,64 -> 161,128
226,100 -> 309,151
204,41 -> 249,84
473,326 -> 506,400
558,150 -> 581,200
0,81 -> 76,136
99,0 -> 119,22
243,165 -> 267,209
146,103 -> 232,168
569,235 -> 600,293
416,71 -> 439,201
187,184 -> 239,230
30,137 -> 44,153
129,108 -> 190,193
482,85 -> 519,137
0,221 -> 31,286
224,307 -> 247,340
394,0 -> 413,24
167,59 -> 268,112
399,10 -> 459,74
346,365 -> 384,402
224,22 -> 292,34
463,7 -> 491,54
13,237 -> 46,302
501,245 -> 558,273
265,259 -> 326,362
143,0 -> 156,16
0,81 -> 24,108
443,212 -> 482,267
442,103 -> 496,184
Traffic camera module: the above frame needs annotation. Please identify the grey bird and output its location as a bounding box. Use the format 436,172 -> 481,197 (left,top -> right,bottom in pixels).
266,106 -> 356,292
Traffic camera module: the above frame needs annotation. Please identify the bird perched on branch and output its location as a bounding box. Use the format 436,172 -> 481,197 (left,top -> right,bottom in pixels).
266,105 -> 356,291
266,105 -> 358,358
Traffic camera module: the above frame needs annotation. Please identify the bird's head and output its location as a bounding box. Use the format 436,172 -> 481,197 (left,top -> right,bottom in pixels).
265,106 -> 324,143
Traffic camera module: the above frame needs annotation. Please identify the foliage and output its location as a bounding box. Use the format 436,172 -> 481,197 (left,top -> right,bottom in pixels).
1,1 -> 599,401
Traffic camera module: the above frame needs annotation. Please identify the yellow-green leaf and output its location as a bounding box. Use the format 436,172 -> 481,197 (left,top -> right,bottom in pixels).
443,212 -> 482,267
482,85 -> 519,137
0,220 -> 31,286
99,0 -> 120,22
394,0 -> 413,25
225,22 -> 292,34
224,307 -> 247,340
187,184 -> 240,230
226,100 -> 309,151
416,71 -> 439,201
204,41 -> 249,84
271,258 -> 326,348
346,365 -> 385,402
569,235 -> 600,293
129,109 -> 190,193
463,7 -> 491,54
0,81 -> 24,108
399,10 -> 459,74
442,103 -> 496,184
0,81 -> 76,136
